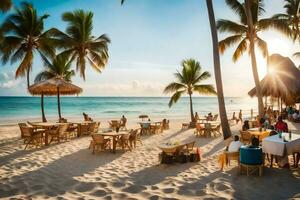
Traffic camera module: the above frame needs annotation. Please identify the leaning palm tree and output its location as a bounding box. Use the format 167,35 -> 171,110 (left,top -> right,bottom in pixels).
55,10 -> 110,80
0,2 -> 57,89
0,0 -> 12,13
206,0 -> 232,139
164,59 -> 216,127
217,0 -> 290,117
35,53 -> 75,121
273,0 -> 300,41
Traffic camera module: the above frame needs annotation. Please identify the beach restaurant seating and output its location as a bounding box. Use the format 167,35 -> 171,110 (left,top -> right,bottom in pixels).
129,129 -> 142,148
240,130 -> 251,144
194,123 -> 204,137
49,123 -> 69,144
239,146 -> 264,176
89,134 -> 111,154
140,122 -> 151,135
211,124 -> 221,137
162,119 -> 170,130
116,134 -> 132,151
212,114 -> 218,121
109,120 -> 120,131
19,125 -> 44,149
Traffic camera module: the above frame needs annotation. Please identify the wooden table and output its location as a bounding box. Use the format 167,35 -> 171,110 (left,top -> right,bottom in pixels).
248,128 -> 271,141
70,121 -> 91,137
96,131 -> 128,153
31,122 -> 58,145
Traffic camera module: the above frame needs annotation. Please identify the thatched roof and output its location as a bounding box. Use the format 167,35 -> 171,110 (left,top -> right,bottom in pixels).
248,54 -> 300,105
28,77 -> 82,96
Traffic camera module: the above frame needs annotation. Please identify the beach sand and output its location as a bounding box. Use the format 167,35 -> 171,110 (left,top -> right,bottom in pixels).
0,119 -> 299,200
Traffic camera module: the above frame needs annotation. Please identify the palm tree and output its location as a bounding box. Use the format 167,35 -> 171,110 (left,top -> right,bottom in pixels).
55,10 -> 110,80
35,53 -> 75,121
0,0 -> 12,13
164,59 -> 216,127
0,2 -> 57,89
217,0 -> 290,117
273,0 -> 300,41
206,0 -> 232,139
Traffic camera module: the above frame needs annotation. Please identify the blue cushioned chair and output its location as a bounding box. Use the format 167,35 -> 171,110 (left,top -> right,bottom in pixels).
239,146 -> 264,176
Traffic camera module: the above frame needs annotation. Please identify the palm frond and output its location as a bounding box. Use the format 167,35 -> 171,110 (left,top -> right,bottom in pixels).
217,19 -> 247,34
232,38 -> 248,62
258,18 -> 292,37
163,82 -> 187,94
168,90 -> 185,108
218,34 -> 243,54
255,37 -> 268,57
193,84 -> 217,95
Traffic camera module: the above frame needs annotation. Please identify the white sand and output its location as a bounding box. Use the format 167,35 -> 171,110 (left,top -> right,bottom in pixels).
0,119 -> 299,200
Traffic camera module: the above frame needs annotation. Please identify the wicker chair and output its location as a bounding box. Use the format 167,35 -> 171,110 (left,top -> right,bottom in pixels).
89,134 -> 111,154
129,129 -> 142,148
240,130 -> 251,144
116,134 -> 132,151
94,122 -> 101,133
211,124 -> 221,137
19,125 -> 44,149
49,124 -> 69,144
194,123 -> 204,137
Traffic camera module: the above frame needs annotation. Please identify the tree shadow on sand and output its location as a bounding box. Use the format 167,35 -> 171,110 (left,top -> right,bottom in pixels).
0,148 -> 122,198
120,162 -> 195,194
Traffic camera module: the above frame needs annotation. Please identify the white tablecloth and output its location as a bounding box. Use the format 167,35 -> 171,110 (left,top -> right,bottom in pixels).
262,133 -> 300,156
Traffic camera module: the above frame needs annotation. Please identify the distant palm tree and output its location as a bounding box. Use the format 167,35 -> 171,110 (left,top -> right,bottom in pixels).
206,0 -> 232,139
55,10 -> 110,80
217,0 -> 290,117
273,0 -> 300,41
164,59 -> 216,127
0,2 -> 57,89
35,53 -> 75,121
0,0 -> 12,13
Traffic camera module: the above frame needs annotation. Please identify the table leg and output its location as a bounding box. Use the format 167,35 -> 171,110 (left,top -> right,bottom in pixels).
45,129 -> 49,146
113,136 -> 117,153
77,124 -> 81,137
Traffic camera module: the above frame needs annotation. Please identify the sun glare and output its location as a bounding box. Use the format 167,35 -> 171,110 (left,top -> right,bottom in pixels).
267,38 -> 290,56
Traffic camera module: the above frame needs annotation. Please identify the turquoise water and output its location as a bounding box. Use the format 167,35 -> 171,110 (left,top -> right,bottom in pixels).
0,96 -> 258,124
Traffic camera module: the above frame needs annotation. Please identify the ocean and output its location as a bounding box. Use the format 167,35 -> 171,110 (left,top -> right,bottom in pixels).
0,96 -> 259,124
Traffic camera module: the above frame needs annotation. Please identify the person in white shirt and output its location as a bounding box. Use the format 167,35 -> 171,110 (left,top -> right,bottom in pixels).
228,135 -> 243,152
219,135 -> 243,170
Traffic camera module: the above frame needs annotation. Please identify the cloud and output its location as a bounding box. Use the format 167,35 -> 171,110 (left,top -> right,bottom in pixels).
82,80 -> 165,96
0,71 -> 21,89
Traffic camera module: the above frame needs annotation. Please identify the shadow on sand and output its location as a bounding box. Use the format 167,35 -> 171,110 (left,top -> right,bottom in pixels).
0,148 -> 122,198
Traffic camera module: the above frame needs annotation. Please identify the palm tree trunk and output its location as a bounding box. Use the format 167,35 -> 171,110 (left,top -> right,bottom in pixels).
57,87 -> 62,120
189,93 -> 195,127
26,68 -> 30,89
206,0 -> 231,140
245,0 -> 264,118
41,92 -> 47,122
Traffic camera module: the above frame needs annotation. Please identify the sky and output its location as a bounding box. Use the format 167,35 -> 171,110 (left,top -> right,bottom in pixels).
0,0 -> 299,97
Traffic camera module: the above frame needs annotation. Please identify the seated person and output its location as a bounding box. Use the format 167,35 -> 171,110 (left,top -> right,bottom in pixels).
83,112 -> 93,121
242,120 -> 250,131
195,112 -> 199,122
206,113 -> 213,121
120,115 -> 127,129
269,125 -> 278,136
248,137 -> 259,148
259,118 -> 265,128
219,135 -> 243,170
275,116 -> 288,132
228,135 -> 243,152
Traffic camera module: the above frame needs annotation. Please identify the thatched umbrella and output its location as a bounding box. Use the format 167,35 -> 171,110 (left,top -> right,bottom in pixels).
28,77 -> 82,121
248,54 -> 300,106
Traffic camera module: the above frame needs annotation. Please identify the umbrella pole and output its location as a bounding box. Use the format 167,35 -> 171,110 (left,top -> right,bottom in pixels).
41,92 -> 47,122
57,87 -> 62,120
